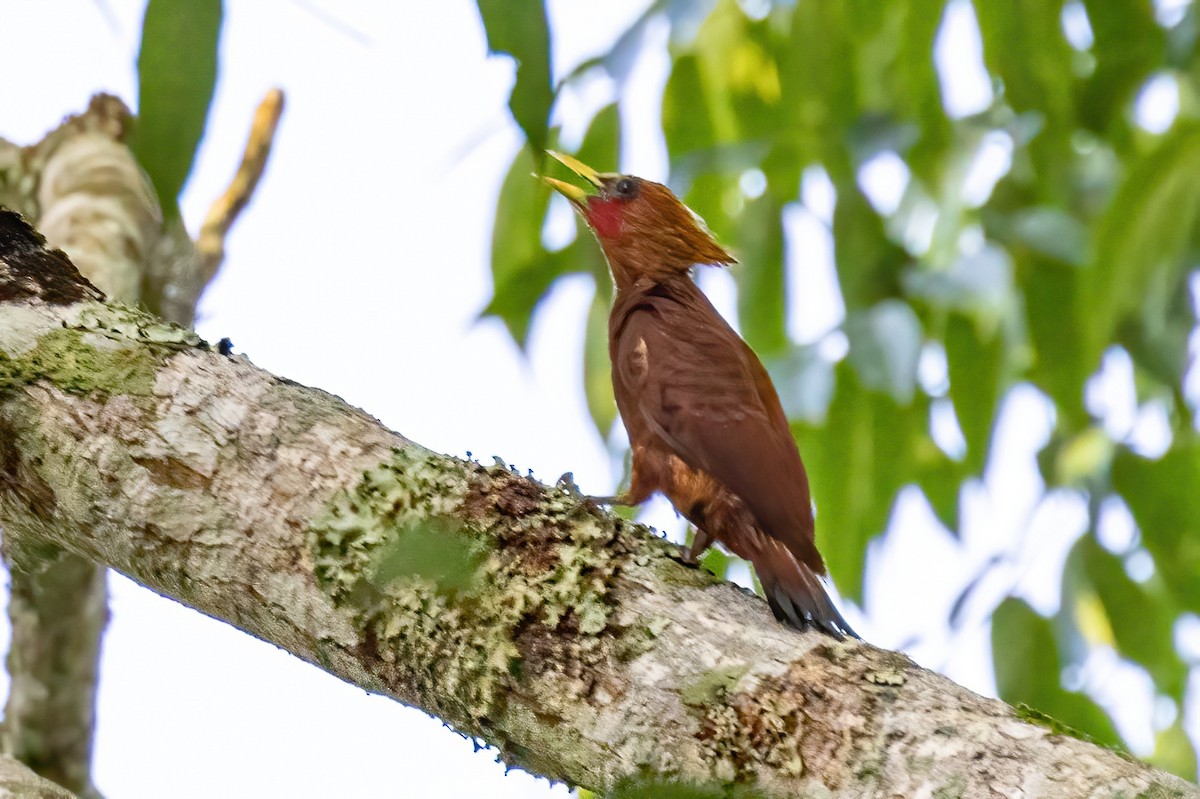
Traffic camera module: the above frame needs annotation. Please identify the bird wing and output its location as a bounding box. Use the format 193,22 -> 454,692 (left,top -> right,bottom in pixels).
615,295 -> 824,573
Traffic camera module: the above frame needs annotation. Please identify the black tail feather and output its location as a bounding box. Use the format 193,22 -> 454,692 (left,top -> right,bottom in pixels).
759,554 -> 859,640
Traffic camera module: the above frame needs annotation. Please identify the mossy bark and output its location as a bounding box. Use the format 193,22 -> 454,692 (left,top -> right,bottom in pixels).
0,283 -> 1194,797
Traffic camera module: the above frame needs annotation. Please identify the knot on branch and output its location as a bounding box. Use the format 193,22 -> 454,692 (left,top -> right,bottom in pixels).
0,209 -> 104,306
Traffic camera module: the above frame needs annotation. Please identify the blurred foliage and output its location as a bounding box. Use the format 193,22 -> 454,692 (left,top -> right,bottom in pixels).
131,0 -> 222,217
477,0 -> 554,156
476,0 -> 1200,777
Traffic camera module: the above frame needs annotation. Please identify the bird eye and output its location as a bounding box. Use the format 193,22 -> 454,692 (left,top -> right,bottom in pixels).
614,177 -> 638,198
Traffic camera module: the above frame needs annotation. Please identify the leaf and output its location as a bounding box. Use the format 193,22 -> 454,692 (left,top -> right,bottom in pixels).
1111,442 -> 1200,615
663,54 -> 717,157
799,363 -> 922,599
991,597 -> 1121,748
1006,207 -> 1088,266
845,0 -> 949,178
1150,719 -> 1198,783
944,313 -> 1004,473
916,453 -> 964,533
973,0 -> 1075,189
574,103 -> 621,180
1117,263 -> 1196,396
1064,534 -> 1186,698
903,245 -> 1016,318
372,518 -> 486,596
1083,123 -> 1200,373
782,0 -> 856,178
583,284 -> 616,437
475,0 -> 554,156
131,0 -> 222,216
766,343 -> 835,424
973,0 -> 1074,126
844,299 -> 923,404
1079,0 -> 1165,136
485,104 -> 620,348
832,183 -> 907,311
733,194 -> 787,357
1019,252 -> 1090,429
483,148 -> 557,347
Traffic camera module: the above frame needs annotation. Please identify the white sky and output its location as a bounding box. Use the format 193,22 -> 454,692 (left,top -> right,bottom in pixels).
0,0 -> 1194,796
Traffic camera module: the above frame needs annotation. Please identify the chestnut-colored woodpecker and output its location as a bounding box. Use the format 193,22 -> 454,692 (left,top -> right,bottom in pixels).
544,152 -> 857,639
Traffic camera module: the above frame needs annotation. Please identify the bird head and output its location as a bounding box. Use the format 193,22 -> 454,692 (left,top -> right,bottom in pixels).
543,151 -> 735,286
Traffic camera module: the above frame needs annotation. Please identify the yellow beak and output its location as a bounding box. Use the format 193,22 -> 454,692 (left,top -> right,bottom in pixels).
541,150 -> 605,206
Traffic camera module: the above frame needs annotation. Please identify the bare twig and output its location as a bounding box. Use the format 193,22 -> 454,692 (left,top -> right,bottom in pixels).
195,89 -> 285,285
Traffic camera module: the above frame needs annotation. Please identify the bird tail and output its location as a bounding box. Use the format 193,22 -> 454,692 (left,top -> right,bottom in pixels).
751,539 -> 858,640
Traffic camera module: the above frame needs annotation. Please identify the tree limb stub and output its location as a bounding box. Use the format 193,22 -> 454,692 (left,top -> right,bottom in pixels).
0,210 -> 1193,798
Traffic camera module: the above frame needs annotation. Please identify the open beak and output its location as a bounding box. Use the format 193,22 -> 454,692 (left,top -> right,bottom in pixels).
541,150 -> 605,208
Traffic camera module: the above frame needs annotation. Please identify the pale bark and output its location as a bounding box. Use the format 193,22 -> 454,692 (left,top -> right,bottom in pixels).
0,213 -> 1194,799
0,753 -> 78,798
1,94 -> 156,799
0,93 -> 279,796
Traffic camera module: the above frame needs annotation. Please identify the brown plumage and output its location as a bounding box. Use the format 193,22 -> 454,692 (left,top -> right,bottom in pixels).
545,153 -> 857,639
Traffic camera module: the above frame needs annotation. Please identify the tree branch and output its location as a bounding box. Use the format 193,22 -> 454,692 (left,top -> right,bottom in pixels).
0,211 -> 1193,798
0,753 -> 78,798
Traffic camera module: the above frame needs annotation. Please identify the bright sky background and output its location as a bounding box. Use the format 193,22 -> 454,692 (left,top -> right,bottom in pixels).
0,1 -> 1195,797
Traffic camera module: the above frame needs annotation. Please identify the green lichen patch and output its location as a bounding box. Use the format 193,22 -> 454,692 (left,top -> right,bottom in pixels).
371,517 -> 487,595
1135,783 -> 1189,799
605,775 -> 768,799
690,671 -> 810,782
0,303 -> 202,397
682,665 -> 751,707
1,327 -> 158,396
931,775 -> 966,799
74,303 -> 201,348
308,448 -> 649,737
1013,703 -> 1097,744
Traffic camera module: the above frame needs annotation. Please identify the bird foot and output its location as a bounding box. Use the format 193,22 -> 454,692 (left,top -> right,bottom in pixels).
669,544 -> 704,569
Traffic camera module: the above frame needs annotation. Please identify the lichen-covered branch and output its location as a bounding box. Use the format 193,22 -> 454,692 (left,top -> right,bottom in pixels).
0,753 -> 78,798
0,93 -> 282,795
0,94 -> 155,799
0,216 -> 1194,799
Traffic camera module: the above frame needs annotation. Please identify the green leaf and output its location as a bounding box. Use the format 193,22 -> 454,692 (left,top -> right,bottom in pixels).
1020,253 -> 1090,429
832,183 -> 907,310
1150,719 -> 1198,783
1006,207 -> 1088,266
1117,263 -> 1196,397
663,54 -> 717,157
973,0 -> 1075,192
1079,0 -> 1165,136
483,147 -> 557,347
583,284 -> 616,437
574,103 -> 621,179
475,0 -> 554,156
372,518 -> 486,596
799,363 -> 921,599
844,300 -> 923,404
782,0 -> 856,178
845,0 -> 949,178
974,0 -> 1074,126
944,313 -> 1004,473
733,194 -> 787,357
1111,442 -> 1200,614
766,344 -> 835,424
1084,123 -> 1200,372
692,1 -> 782,145
1064,534 -> 1186,698
131,0 -> 222,216
991,597 -> 1121,748
915,451 -> 963,533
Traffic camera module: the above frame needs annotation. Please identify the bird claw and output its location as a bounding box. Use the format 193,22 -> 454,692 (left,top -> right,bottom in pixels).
668,545 -> 703,569
556,472 -> 582,494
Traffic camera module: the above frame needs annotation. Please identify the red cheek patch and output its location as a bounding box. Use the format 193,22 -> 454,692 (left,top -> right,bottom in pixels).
586,197 -> 624,239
